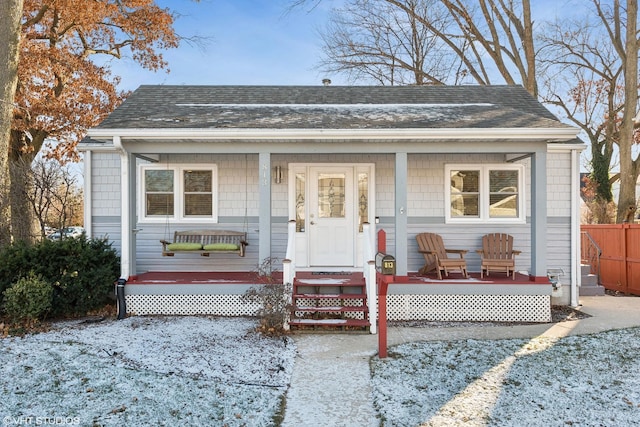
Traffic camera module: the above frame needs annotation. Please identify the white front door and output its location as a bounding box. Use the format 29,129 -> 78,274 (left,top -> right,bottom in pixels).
308,167 -> 354,266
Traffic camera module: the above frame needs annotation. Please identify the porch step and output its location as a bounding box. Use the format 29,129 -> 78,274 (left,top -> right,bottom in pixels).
294,293 -> 367,299
288,318 -> 370,329
294,305 -> 368,313
580,264 -> 605,296
581,274 -> 598,287
581,264 -> 593,275
290,273 -> 370,332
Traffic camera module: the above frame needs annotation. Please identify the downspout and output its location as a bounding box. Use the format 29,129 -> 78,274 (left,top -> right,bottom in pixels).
83,150 -> 92,238
113,136 -> 131,280
571,149 -> 580,307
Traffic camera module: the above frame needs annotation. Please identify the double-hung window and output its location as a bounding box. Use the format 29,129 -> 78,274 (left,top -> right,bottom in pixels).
141,165 -> 217,222
445,164 -> 525,223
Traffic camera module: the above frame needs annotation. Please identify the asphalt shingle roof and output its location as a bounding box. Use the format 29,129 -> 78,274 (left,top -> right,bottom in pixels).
95,85 -> 570,130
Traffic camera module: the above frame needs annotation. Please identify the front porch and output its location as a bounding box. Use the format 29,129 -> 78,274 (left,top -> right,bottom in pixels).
122,270 -> 552,324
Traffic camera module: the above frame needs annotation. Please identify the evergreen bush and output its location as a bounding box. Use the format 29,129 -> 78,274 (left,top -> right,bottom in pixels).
0,237 -> 120,318
3,272 -> 53,322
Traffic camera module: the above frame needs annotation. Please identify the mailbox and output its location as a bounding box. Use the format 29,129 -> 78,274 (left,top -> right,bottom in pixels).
375,252 -> 396,275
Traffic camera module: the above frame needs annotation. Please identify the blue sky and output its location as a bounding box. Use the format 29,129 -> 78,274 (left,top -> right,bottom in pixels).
107,0 -> 581,92
108,0 -> 347,91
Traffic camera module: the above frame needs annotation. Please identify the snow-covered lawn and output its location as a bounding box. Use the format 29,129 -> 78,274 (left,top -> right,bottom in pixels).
371,327 -> 640,427
2,316 -> 640,427
0,316 -> 295,426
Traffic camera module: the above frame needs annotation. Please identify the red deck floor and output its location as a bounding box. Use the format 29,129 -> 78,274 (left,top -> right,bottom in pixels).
125,270 -> 544,286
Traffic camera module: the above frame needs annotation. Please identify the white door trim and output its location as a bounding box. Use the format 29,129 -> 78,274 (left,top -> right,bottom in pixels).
288,163 -> 375,269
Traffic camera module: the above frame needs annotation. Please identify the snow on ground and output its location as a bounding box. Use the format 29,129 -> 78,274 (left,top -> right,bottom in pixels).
2,316 -> 640,427
282,333 -> 379,426
371,327 -> 640,427
0,316 -> 295,426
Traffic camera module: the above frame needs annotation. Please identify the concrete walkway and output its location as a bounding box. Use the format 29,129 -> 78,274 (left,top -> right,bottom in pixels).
281,295 -> 640,427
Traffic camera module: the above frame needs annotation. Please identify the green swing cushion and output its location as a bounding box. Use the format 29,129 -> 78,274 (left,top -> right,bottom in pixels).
166,242 -> 203,251
203,243 -> 240,251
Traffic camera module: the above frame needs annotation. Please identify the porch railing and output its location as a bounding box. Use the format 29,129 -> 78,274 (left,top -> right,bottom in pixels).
282,220 -> 296,286
580,230 -> 601,281
362,222 -> 377,334
282,220 -> 296,331
283,220 -> 378,334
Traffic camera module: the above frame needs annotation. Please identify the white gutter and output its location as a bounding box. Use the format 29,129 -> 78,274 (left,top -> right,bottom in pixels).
77,143 -> 118,152
114,136 -> 131,280
548,142 -> 588,151
87,127 -> 580,141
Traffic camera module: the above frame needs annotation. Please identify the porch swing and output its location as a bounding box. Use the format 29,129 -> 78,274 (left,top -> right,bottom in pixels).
160,158 -> 249,257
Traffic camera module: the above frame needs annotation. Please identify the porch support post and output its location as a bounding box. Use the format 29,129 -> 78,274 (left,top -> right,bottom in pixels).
128,152 -> 137,277
570,148 -> 580,307
83,150 -> 92,238
258,152 -> 272,270
530,148 -> 548,281
395,152 -> 408,276
114,136 -> 136,279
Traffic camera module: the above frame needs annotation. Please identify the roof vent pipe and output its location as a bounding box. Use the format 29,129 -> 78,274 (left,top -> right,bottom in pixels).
322,78 -> 331,86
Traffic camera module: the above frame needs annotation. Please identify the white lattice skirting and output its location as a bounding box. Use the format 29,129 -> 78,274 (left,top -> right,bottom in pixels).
123,283 -> 261,316
123,283 -> 551,322
386,294 -> 551,322
125,295 -> 260,316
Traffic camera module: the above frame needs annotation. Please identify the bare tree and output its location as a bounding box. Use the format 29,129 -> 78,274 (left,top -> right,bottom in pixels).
314,0 -> 537,94
318,0 -> 459,85
0,0 -> 24,247
28,158 -> 65,238
539,0 -> 639,223
310,0 -> 640,222
615,0 -> 639,223
433,0 -> 536,95
538,15 -> 623,222
27,157 -> 82,238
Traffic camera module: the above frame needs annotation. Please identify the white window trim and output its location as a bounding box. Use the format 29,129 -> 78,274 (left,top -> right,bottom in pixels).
445,163 -> 526,224
139,164 -> 218,223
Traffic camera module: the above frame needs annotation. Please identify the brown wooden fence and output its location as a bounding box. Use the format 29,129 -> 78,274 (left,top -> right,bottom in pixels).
581,224 -> 640,296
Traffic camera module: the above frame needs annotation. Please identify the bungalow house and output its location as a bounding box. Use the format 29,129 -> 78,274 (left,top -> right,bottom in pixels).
79,85 -> 584,331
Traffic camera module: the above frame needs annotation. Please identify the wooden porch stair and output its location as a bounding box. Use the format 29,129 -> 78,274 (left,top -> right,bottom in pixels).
289,273 -> 370,331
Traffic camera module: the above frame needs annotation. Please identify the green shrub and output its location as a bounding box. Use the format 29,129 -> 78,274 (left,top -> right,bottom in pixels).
0,240 -> 35,298
3,272 -> 53,322
0,237 -> 120,318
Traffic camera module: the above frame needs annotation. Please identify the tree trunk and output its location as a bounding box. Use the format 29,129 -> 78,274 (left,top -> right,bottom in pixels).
591,141 -> 614,203
616,0 -> 639,223
9,157 -> 38,242
9,130 -> 39,242
0,0 -> 24,247
521,0 -> 537,97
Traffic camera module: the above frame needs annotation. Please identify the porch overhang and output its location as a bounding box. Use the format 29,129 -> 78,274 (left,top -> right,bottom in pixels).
87,126 -> 579,144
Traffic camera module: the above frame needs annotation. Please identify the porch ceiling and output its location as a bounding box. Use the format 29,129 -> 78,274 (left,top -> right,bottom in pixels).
113,136 -> 577,157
